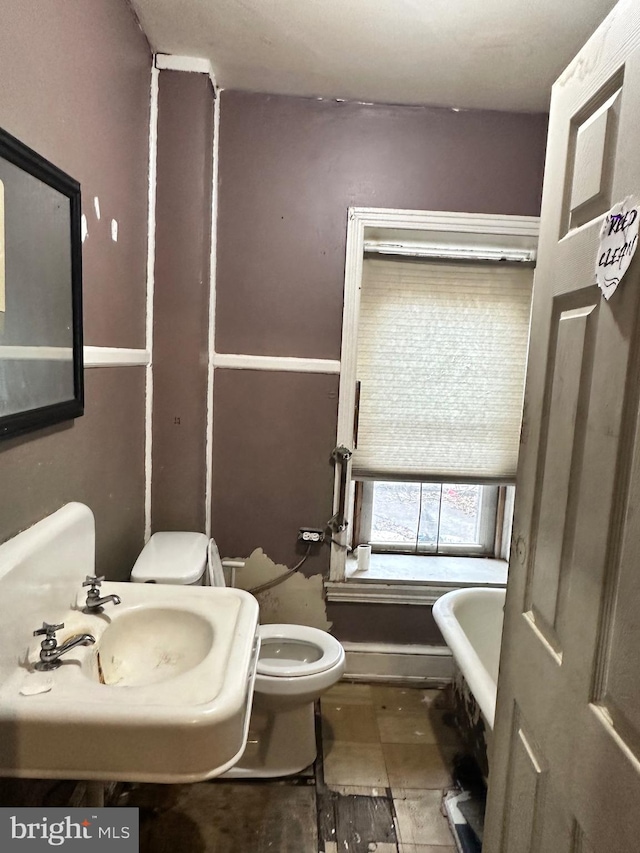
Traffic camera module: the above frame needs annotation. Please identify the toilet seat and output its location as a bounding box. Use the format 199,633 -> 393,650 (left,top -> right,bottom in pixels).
257,624 -> 343,678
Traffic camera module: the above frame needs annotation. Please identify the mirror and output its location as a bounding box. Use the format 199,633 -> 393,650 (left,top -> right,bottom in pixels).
0,127 -> 83,439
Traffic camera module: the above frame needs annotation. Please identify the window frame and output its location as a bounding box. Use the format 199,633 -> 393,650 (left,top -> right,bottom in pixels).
329,207 -> 539,583
357,480 -> 500,557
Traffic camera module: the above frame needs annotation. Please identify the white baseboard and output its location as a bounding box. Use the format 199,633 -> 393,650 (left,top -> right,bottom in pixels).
340,642 -> 453,686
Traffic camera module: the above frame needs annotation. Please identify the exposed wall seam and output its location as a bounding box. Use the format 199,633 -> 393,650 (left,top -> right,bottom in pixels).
205,86 -> 221,538
144,64 -> 160,542
212,353 -> 341,374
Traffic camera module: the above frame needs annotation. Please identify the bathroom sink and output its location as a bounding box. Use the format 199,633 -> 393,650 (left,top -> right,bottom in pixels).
0,505 -> 260,784
0,582 -> 260,782
92,606 -> 215,687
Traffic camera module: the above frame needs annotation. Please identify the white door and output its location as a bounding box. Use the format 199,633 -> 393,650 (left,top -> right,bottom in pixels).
484,2 -> 640,851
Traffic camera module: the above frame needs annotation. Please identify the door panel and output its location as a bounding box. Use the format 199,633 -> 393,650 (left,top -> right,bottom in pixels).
564,76 -> 623,234
595,369 -> 640,749
501,709 -> 548,853
527,301 -> 597,638
484,3 -> 640,851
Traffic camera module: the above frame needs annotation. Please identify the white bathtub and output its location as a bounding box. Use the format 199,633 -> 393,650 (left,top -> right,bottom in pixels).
432,587 -> 506,732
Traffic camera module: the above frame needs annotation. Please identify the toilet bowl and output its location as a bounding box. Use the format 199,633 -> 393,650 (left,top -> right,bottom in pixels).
131,532 -> 346,778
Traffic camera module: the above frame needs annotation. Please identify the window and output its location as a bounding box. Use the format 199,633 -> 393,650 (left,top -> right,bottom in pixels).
356,481 -> 499,556
329,209 -> 539,584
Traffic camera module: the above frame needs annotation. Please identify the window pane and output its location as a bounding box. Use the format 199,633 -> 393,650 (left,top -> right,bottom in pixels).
417,483 -> 441,548
370,481 -> 420,545
366,481 -> 496,555
438,484 -> 482,545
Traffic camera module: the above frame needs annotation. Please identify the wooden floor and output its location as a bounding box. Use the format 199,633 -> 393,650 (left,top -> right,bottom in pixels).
122,684 -> 462,853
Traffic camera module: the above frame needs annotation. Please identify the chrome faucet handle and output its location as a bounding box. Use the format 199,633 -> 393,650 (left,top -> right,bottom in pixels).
32,623 -> 95,671
33,622 -> 64,638
82,575 -> 105,589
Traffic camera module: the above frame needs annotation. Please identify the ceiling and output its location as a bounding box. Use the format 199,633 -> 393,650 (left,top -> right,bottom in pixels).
130,0 -> 618,112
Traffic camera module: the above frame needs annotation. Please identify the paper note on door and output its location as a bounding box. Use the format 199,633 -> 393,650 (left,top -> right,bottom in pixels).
596,197 -> 639,300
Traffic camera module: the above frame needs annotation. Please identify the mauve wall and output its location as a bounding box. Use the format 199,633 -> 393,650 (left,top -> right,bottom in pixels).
215,92 -> 547,361
151,71 -> 214,533
212,369 -> 339,575
212,91 -> 547,643
0,1 -> 151,577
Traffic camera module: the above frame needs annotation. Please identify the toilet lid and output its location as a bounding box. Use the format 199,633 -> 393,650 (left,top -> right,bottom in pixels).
131,532 -> 208,584
256,624 -> 344,678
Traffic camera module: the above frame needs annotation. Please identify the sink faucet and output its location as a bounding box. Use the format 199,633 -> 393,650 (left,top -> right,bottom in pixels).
82,575 -> 122,614
33,622 -> 95,671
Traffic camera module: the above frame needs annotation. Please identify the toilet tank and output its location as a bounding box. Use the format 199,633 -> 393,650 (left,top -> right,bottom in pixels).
131,532 -> 209,585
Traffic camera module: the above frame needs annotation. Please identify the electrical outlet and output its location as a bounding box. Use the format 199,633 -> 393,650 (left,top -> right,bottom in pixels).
298,527 -> 325,543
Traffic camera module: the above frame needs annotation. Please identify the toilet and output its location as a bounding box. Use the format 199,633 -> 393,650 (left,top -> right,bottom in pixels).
131,531 -> 346,778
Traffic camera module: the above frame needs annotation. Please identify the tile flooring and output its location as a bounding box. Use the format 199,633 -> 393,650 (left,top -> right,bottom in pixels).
122,683 -> 463,852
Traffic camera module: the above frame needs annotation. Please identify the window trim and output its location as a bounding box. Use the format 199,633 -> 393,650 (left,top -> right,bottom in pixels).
330,207 -> 539,582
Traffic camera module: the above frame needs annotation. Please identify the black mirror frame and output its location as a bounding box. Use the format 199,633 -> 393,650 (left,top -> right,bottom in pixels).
0,127 -> 84,440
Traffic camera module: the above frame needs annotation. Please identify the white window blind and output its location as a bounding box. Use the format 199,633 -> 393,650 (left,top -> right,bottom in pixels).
353,257 -> 533,482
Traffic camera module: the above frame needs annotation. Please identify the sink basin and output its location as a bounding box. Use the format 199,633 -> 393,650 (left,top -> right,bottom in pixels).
0,504 -> 260,783
94,607 -> 215,687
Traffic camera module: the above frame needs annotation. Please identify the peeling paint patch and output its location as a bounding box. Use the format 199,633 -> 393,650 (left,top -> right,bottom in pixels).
93,196 -> 101,220
111,218 -> 118,242
81,214 -> 88,243
237,548 -> 331,631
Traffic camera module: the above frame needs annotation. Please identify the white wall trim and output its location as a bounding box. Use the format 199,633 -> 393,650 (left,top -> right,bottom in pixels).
340,641 -> 453,685
0,346 -> 72,361
84,347 -> 150,367
205,88 -> 221,539
0,347 -> 150,367
326,581 -> 455,606
154,54 -> 217,89
330,206 -> 541,582
144,65 -> 160,543
212,353 -> 341,374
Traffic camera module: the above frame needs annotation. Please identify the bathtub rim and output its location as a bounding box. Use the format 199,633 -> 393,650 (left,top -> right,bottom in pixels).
432,586 -> 506,731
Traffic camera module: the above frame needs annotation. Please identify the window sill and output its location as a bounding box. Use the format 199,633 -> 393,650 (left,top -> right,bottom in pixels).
346,552 -> 507,585
325,553 -> 507,605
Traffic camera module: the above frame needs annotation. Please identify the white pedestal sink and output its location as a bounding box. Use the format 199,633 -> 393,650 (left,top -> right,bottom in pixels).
0,503 -> 260,783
